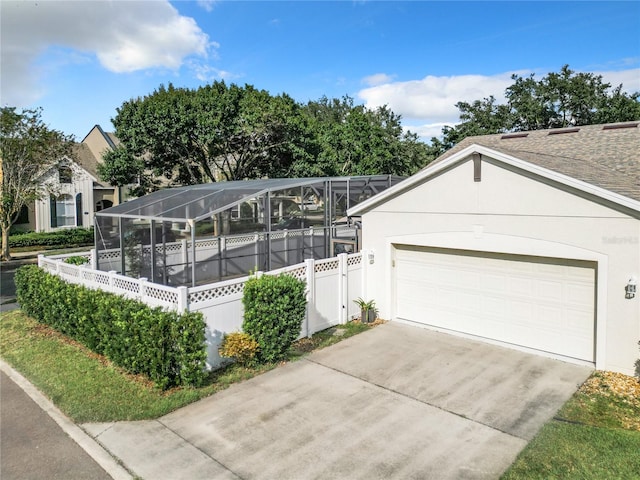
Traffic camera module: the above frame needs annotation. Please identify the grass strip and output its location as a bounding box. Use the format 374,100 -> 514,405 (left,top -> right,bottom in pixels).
502,371 -> 640,479
501,420 -> 640,479
0,310 -> 379,423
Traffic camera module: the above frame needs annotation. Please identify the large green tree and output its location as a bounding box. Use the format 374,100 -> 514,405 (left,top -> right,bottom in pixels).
99,82 -> 306,195
0,107 -> 74,260
430,65 -> 640,156
100,86 -> 431,195
294,96 -> 430,177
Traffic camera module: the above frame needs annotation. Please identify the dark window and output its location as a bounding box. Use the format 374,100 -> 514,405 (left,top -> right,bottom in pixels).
15,205 -> 29,224
59,166 -> 73,183
96,199 -> 113,212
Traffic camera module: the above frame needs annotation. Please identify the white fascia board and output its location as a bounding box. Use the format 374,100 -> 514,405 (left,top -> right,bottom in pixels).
347,144 -> 640,216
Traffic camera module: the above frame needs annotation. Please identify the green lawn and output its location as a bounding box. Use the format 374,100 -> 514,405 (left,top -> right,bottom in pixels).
0,309 -> 375,423
502,372 -> 640,479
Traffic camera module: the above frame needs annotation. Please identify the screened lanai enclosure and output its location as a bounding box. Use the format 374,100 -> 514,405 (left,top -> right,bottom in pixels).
95,176 -> 403,286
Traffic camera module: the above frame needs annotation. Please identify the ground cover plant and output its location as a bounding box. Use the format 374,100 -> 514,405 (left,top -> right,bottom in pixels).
501,371 -> 640,479
0,309 -> 382,423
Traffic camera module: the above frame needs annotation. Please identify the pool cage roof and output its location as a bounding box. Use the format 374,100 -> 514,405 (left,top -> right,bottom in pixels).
96,175 -> 404,223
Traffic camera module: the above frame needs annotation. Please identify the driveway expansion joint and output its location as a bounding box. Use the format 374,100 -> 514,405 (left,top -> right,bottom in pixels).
303,357 -> 525,441
156,418 -> 245,480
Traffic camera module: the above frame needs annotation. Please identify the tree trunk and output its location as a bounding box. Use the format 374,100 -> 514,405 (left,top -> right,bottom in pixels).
1,224 -> 11,261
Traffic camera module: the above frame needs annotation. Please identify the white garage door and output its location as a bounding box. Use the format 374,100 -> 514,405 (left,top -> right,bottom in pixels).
394,246 -> 596,362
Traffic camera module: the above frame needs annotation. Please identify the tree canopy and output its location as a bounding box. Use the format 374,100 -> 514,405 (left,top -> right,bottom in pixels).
99,82 -> 429,195
0,107 -> 74,260
429,65 -> 640,156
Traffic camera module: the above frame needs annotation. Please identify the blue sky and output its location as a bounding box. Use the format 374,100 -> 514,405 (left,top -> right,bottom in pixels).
2,1 -> 639,142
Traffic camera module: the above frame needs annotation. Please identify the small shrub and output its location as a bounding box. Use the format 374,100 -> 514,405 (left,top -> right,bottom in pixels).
64,255 -> 89,265
242,273 -> 307,363
219,332 -> 260,366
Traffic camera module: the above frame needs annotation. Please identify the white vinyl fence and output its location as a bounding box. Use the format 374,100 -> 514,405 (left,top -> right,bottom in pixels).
38,250 -> 369,368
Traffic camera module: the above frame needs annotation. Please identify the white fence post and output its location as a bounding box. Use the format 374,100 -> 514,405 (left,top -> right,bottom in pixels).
38,254 -> 44,267
108,270 -> 117,293
177,286 -> 189,312
221,236 -> 227,277
90,248 -> 97,270
304,258 -> 315,338
254,234 -> 260,271
181,239 -> 188,265
139,277 -> 148,302
338,253 -> 348,324
284,230 -> 289,266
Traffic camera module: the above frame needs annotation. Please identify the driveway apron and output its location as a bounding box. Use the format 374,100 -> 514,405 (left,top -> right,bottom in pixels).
84,322 -> 592,480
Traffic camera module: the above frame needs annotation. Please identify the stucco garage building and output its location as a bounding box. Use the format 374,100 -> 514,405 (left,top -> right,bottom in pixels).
349,122 -> 639,376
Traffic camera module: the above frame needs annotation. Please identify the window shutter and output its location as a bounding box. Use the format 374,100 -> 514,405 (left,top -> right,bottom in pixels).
50,195 -> 57,228
76,193 -> 83,227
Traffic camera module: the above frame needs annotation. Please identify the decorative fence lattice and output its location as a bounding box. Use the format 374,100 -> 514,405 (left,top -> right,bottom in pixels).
40,248 -> 366,369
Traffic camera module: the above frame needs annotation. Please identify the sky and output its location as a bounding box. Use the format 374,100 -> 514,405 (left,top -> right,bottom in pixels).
1,0 -> 639,142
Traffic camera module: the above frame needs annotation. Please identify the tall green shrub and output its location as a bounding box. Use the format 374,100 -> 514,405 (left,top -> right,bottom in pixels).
242,273 -> 307,363
14,265 -> 207,389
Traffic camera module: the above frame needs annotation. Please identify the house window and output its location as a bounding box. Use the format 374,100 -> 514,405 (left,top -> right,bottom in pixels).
15,205 -> 29,224
59,166 -> 73,184
96,199 -> 113,212
52,194 -> 75,227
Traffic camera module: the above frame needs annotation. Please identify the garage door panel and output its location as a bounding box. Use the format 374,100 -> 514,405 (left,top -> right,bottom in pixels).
395,247 -> 596,362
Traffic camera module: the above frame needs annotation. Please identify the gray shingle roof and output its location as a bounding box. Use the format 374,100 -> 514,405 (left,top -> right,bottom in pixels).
434,122 -> 640,201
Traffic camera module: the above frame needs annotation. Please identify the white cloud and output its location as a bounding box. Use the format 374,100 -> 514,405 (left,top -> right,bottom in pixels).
403,122 -> 455,142
357,71 -> 523,125
197,0 -> 217,12
597,68 -> 640,94
0,0 -> 213,106
362,73 -> 396,87
359,67 -> 640,140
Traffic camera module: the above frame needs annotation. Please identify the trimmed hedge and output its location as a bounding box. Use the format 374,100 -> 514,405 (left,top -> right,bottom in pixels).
6,228 -> 94,249
15,265 -> 207,389
242,273 -> 307,363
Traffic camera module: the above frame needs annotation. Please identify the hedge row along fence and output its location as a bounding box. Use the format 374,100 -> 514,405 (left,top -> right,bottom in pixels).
15,265 -> 207,389
5,228 -> 95,249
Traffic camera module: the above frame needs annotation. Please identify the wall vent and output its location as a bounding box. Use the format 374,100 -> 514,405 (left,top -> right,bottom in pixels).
501,133 -> 529,139
602,122 -> 639,130
548,128 -> 580,135
473,153 -> 481,182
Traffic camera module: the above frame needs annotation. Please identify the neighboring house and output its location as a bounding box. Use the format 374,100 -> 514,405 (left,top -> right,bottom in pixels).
348,121 -> 640,376
13,125 -> 123,233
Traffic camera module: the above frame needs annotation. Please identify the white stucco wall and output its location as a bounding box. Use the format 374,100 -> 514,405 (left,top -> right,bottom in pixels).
35,162 -> 95,232
361,157 -> 640,376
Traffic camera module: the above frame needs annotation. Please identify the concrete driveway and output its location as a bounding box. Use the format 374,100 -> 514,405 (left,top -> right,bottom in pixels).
84,322 -> 592,480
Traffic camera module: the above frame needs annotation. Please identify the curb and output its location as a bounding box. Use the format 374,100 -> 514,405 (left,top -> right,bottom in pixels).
0,359 -> 133,480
